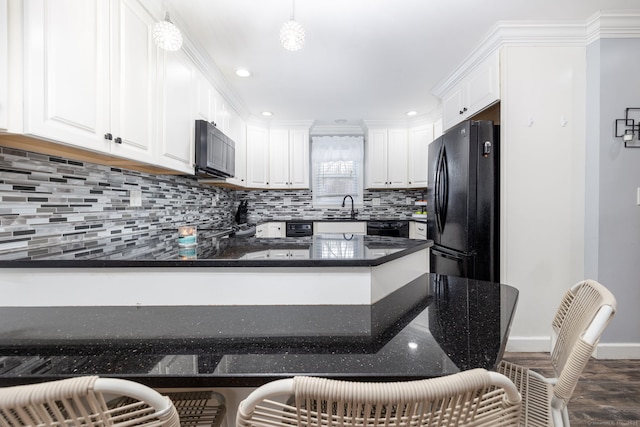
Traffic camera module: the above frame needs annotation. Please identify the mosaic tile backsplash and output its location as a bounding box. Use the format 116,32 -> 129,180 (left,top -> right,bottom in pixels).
0,147 -> 425,260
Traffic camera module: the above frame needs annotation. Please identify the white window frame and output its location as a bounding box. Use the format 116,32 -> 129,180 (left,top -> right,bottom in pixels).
311,136 -> 364,207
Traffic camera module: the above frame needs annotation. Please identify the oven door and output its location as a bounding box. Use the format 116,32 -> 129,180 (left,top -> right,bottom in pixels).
430,246 -> 475,280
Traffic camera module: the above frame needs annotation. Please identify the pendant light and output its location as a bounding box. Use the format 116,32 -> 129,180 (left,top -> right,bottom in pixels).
280,0 -> 305,51
153,12 -> 183,51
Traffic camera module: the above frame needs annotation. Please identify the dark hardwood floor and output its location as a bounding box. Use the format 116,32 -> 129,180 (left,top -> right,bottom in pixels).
502,352 -> 640,427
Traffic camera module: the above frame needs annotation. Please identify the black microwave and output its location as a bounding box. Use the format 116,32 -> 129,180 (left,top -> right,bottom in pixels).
195,120 -> 235,178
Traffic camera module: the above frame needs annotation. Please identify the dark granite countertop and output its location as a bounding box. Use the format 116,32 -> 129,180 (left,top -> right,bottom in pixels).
0,274 -> 518,388
0,228 -> 432,268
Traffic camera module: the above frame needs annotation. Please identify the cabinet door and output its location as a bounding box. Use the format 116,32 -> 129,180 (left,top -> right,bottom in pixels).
109,0 -> 155,163
441,83 -> 465,132
0,0 -> 7,130
386,129 -> 408,188
288,129 -> 309,188
156,49 -> 195,173
366,129 -> 388,188
246,125 -> 269,187
226,109 -> 246,186
408,125 -> 431,188
194,71 -> 213,122
268,129 -> 290,188
466,51 -> 500,117
24,0 -> 110,152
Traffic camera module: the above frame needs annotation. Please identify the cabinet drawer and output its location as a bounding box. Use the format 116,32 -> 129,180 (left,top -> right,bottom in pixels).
313,222 -> 366,235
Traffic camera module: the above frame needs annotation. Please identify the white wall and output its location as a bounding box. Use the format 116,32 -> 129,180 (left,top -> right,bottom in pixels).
586,38 -> 640,357
501,45 -> 587,351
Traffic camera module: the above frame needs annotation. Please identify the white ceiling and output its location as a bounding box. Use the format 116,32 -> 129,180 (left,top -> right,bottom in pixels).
161,0 -> 639,124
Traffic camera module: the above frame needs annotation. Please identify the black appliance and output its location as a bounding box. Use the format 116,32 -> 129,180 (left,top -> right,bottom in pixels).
195,120 -> 235,178
286,222 -> 313,237
427,120 -> 499,282
235,200 -> 248,224
367,221 -> 409,238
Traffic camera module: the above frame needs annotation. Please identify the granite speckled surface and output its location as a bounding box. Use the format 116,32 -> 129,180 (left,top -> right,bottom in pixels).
0,230 -> 432,268
0,274 -> 518,388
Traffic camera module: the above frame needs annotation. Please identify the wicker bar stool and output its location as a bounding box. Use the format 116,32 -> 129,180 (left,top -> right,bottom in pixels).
237,369 -> 522,427
498,279 -> 617,427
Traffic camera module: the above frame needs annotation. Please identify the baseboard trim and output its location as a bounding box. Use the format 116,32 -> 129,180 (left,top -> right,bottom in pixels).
506,337 -> 640,359
505,336 -> 551,352
594,343 -> 640,359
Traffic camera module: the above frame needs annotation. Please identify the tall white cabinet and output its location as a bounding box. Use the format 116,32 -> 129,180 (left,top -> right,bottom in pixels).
23,0 -> 157,163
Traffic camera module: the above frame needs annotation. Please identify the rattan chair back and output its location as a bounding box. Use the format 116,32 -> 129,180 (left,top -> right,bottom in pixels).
0,376 -> 180,427
550,279 -> 617,402
237,369 -> 521,427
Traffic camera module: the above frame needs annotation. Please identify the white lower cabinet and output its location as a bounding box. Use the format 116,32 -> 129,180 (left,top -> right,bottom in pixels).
255,222 -> 286,238
409,221 -> 427,240
313,222 -> 366,235
23,0 -> 156,163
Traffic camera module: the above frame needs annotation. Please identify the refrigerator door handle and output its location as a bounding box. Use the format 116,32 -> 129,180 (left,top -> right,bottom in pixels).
434,146 -> 448,234
434,145 -> 444,233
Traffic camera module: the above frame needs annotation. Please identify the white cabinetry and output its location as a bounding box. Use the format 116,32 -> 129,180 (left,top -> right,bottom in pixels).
409,221 -> 427,240
246,124 -> 269,188
255,222 -> 285,238
441,51 -> 500,131
155,48 -> 195,173
366,128 -> 408,189
407,125 -> 432,188
23,0 -> 156,163
313,222 -> 366,235
0,0 -> 7,131
269,128 -> 309,189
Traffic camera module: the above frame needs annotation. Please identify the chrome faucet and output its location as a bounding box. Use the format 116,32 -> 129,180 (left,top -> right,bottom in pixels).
341,195 -> 358,219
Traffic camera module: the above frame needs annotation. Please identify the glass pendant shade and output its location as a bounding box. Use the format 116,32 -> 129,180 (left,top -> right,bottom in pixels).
153,13 -> 183,51
280,19 -> 305,51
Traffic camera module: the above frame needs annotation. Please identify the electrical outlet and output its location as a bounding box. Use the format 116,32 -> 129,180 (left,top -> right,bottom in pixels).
373,198 -> 381,206
129,190 -> 142,207
637,187 -> 640,206
406,197 -> 413,204
211,197 -> 217,207
284,197 -> 292,205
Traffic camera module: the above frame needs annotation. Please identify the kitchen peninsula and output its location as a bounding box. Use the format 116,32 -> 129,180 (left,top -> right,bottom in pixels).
0,229 -> 432,306
0,274 -> 518,388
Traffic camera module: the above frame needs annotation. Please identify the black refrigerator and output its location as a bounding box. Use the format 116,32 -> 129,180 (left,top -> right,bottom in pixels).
427,120 -> 499,282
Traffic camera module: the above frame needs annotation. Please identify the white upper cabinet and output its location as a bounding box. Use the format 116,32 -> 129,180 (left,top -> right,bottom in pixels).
156,48 -> 195,173
269,128 -> 309,189
0,0 -> 7,131
441,51 -> 500,131
407,125 -> 432,188
246,124 -> 269,188
366,128 -> 408,189
23,0 -> 156,162
109,0 -> 157,162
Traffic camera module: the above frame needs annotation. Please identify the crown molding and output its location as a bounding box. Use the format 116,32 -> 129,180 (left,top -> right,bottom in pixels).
432,10 -> 640,99
586,10 -> 640,43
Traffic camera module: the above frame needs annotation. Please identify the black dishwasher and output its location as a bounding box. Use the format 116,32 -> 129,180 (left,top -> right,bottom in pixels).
286,221 -> 313,237
366,221 -> 409,237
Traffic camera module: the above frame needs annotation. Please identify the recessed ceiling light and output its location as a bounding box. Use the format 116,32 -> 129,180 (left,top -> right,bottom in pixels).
235,68 -> 251,77
406,111 -> 418,117
334,119 -> 348,124
261,111 -> 273,117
